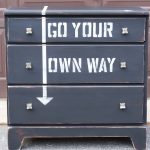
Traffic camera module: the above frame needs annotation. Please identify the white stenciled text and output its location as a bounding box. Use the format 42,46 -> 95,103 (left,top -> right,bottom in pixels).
47,22 -> 113,38
48,58 -> 116,73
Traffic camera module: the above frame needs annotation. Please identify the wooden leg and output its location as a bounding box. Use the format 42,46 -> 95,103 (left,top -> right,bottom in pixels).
130,128 -> 146,150
8,128 -> 24,150
7,126 -> 146,150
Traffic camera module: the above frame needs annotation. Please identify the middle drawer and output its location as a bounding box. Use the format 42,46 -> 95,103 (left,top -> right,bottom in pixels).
7,45 -> 144,84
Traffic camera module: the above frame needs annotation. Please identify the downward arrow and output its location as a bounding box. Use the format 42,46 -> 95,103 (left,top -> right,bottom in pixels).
36,86 -> 53,105
36,6 -> 53,106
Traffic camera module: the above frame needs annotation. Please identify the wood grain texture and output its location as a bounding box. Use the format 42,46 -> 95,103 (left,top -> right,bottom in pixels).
0,29 -> 6,98
0,79 -> 6,98
0,0 -> 18,98
19,0 -> 99,7
6,0 -> 18,7
102,0 -> 150,6
0,29 -> 6,77
0,9 -> 5,28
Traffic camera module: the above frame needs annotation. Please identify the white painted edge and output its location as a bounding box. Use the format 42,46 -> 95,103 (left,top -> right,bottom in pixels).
42,18 -> 46,43
42,44 -> 47,84
147,99 -> 150,122
36,6 -> 52,106
41,6 -> 48,84
41,6 -> 48,16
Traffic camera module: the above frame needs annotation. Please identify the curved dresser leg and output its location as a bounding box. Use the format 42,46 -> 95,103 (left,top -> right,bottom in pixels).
130,128 -> 146,150
8,128 -> 24,150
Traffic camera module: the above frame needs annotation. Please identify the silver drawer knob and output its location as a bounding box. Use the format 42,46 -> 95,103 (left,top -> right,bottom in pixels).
122,27 -> 128,35
25,62 -> 32,69
120,62 -> 127,69
26,27 -> 32,34
26,103 -> 33,110
120,103 -> 126,110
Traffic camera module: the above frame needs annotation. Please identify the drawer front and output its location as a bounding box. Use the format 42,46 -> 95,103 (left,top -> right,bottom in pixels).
7,45 -> 144,84
7,17 -> 146,43
7,18 -> 42,43
8,86 -> 144,125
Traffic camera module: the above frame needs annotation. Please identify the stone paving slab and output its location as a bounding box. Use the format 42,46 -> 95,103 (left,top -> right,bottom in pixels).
0,99 -> 7,124
0,126 -> 150,150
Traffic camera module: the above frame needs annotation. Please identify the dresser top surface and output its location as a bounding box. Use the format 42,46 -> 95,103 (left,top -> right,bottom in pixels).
5,7 -> 149,17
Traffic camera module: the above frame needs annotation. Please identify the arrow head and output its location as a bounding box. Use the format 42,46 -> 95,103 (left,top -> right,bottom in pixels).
36,97 -> 53,105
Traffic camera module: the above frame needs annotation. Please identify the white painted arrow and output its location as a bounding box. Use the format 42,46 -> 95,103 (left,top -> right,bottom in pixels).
37,86 -> 53,105
36,6 -> 53,106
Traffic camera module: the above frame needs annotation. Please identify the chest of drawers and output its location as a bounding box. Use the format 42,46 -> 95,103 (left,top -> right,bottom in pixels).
5,7 -> 149,150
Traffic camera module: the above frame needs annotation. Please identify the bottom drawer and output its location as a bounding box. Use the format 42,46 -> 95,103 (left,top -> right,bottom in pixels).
8,86 -> 144,125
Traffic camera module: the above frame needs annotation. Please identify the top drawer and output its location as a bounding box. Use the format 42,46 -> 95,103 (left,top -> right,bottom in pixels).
6,17 -> 146,43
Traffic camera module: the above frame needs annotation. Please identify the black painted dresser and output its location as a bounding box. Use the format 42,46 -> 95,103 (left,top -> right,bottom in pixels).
5,7 -> 149,150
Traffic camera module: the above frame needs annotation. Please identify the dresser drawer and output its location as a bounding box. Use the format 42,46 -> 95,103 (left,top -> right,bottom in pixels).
8,86 -> 144,125
7,17 -> 146,43
7,45 -> 144,84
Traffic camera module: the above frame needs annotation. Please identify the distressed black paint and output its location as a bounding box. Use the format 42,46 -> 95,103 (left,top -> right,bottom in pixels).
7,45 -> 144,84
5,7 -> 148,150
7,17 -> 145,43
8,127 -> 146,150
8,86 -> 144,125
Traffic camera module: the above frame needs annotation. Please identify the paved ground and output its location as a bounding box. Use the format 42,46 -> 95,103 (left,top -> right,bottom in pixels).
0,125 -> 150,150
0,99 -> 7,124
